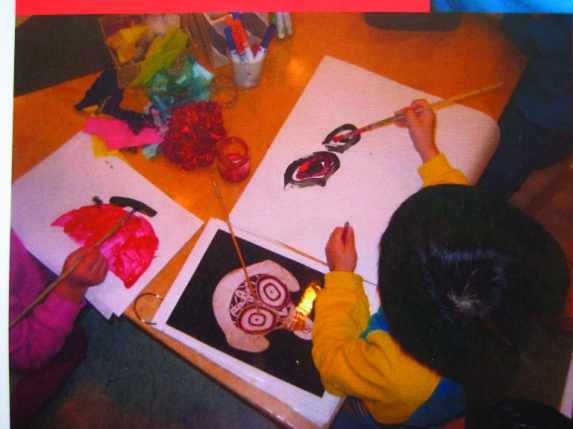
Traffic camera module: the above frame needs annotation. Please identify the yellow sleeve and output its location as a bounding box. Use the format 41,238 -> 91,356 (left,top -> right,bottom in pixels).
418,153 -> 469,187
312,272 -> 441,424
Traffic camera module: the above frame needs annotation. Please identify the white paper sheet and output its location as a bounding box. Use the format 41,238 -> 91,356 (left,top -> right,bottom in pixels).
231,56 -> 500,286
153,218 -> 341,427
11,132 -> 203,318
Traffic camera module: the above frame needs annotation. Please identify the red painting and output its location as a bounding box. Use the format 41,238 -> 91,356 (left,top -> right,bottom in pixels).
52,202 -> 159,288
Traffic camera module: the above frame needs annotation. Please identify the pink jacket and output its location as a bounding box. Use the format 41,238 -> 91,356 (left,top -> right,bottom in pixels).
9,230 -> 85,371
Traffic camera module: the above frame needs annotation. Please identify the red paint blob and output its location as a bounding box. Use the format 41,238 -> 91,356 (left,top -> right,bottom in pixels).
52,203 -> 159,288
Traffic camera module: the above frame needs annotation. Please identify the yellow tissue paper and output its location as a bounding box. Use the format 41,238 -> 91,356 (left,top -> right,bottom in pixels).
129,26 -> 189,88
91,135 -> 126,160
107,25 -> 150,65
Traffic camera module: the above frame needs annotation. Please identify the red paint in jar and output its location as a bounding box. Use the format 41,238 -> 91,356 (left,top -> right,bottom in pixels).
217,137 -> 251,183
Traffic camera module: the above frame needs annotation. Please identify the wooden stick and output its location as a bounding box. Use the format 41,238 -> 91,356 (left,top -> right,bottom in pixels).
209,170 -> 260,312
9,211 -> 135,329
334,82 -> 503,141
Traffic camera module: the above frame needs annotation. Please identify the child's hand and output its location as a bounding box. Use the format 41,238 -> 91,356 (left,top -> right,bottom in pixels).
55,247 -> 109,303
325,225 -> 357,272
395,99 -> 439,162
64,246 -> 109,286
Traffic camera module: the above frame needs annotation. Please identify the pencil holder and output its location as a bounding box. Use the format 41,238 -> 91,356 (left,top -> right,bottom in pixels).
228,49 -> 266,89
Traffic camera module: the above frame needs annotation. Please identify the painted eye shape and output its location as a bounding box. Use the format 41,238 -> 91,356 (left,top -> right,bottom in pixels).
322,123 -> 361,153
237,305 -> 277,335
284,151 -> 340,188
214,260 -> 301,353
257,275 -> 289,308
293,158 -> 330,180
233,275 -> 292,335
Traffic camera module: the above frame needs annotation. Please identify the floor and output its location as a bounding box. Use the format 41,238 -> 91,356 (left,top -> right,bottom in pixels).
29,308 -> 280,429
509,158 -> 573,316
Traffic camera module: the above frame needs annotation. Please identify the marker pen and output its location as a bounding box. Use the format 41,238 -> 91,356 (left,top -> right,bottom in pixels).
224,26 -> 242,63
283,12 -> 294,36
234,37 -> 248,63
251,43 -> 259,57
275,12 -> 286,39
234,19 -> 254,62
254,23 -> 276,62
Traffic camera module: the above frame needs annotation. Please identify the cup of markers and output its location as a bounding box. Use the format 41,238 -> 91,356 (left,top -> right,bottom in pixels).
225,15 -> 276,89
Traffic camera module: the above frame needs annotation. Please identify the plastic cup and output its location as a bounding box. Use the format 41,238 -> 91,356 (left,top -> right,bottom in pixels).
228,49 -> 266,89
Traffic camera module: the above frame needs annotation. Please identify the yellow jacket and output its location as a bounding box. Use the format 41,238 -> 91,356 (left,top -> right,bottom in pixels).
417,153 -> 468,187
312,153 -> 468,423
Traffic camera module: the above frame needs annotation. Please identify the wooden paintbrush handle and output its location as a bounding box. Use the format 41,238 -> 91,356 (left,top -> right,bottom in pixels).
9,260 -> 80,329
340,82 -> 503,140
9,210 -> 134,329
209,170 -> 260,311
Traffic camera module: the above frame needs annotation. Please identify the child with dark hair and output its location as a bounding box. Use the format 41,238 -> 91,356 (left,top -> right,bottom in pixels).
312,102 -> 571,428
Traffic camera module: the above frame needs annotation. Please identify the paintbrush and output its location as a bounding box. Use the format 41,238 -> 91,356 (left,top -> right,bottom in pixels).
209,170 -> 260,312
10,197 -> 157,330
332,82 -> 503,142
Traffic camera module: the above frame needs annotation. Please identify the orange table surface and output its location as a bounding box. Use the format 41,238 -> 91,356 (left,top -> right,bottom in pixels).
12,13 -> 524,428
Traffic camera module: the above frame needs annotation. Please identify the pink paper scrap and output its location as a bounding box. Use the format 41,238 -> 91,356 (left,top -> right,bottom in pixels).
83,117 -> 163,150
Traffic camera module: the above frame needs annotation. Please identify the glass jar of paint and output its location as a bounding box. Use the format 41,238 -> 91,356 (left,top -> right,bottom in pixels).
217,137 -> 250,183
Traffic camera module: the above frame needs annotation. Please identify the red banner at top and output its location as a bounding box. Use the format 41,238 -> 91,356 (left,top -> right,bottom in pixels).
16,0 -> 430,15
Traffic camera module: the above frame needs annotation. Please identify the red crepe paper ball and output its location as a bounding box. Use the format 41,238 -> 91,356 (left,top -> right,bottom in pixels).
162,101 -> 227,169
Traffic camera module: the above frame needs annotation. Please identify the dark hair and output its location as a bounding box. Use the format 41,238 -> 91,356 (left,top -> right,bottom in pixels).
470,398 -> 573,429
378,185 -> 570,383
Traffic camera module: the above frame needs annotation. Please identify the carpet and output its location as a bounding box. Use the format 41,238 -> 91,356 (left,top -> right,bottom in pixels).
30,307 -> 279,428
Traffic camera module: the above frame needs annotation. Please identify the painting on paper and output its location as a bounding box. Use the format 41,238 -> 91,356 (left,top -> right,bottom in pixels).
52,197 -> 159,288
164,224 -> 325,397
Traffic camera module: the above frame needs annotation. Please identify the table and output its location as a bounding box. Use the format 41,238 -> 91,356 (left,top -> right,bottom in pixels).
12,13 -> 525,428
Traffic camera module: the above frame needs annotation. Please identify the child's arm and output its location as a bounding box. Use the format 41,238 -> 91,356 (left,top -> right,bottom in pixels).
9,241 -> 108,371
395,99 -> 469,186
395,99 -> 439,163
313,226 -> 440,421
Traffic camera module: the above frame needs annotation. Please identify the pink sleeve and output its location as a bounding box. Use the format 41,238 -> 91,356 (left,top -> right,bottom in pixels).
9,230 -> 86,371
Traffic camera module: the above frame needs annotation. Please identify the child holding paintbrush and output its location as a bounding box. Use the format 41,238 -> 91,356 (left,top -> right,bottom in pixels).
394,99 -> 468,187
9,229 -> 108,428
312,101 -> 570,428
